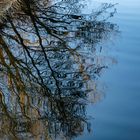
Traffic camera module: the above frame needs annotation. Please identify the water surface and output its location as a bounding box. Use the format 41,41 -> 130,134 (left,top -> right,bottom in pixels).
77,0 -> 140,140
0,0 -> 140,140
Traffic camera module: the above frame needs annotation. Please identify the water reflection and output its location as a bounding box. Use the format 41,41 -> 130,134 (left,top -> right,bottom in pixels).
0,0 -> 118,139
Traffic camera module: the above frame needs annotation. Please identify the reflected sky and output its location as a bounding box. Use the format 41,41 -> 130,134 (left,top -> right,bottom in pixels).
77,0 -> 140,140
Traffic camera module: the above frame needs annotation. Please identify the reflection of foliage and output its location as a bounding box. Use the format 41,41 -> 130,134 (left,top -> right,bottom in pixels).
0,0 -> 118,139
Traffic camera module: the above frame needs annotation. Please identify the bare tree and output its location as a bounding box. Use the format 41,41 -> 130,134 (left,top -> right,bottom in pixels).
0,0 -> 118,139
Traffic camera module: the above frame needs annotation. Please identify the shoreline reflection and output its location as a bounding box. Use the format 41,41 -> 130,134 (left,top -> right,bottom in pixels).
0,0 -> 118,139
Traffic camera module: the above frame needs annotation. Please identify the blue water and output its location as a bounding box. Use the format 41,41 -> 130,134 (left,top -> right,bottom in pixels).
1,0 -> 140,139
76,0 -> 140,139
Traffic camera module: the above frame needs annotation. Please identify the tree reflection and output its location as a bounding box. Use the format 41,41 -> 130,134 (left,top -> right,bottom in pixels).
0,0 -> 118,139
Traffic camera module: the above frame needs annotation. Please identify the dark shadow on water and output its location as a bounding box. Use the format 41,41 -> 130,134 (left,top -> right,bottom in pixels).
0,0 -> 118,139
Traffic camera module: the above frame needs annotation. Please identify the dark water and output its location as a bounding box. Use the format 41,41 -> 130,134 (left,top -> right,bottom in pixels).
0,0 -> 140,140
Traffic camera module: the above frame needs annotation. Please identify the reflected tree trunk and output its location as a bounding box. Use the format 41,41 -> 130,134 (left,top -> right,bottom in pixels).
0,0 -> 118,139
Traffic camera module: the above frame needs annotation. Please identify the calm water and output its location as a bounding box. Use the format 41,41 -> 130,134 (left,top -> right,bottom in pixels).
0,0 -> 140,139
76,0 -> 140,140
